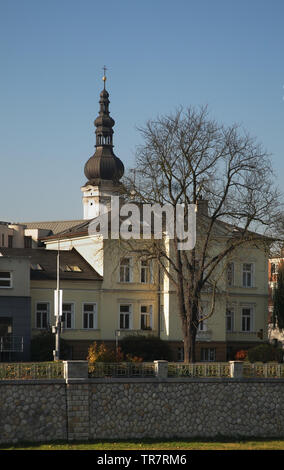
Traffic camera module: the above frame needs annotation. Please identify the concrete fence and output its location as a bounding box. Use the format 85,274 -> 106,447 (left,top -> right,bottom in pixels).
1,360 -> 284,444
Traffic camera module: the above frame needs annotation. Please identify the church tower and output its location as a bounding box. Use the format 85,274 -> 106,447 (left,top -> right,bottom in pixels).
81,71 -> 125,219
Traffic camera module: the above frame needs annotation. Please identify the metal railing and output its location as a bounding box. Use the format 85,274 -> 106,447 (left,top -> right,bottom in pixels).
243,362 -> 284,378
0,362 -> 64,380
88,361 -> 284,379
168,362 -> 231,378
0,336 -> 24,352
89,362 -> 156,378
1,361 -> 284,380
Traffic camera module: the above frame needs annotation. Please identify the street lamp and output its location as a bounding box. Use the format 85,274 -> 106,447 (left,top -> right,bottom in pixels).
53,240 -> 62,361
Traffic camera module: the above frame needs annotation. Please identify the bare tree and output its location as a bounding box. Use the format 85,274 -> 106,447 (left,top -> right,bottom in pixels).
121,106 -> 281,362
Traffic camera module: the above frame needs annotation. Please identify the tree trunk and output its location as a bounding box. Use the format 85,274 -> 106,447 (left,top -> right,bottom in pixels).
182,298 -> 199,363
182,316 -> 197,363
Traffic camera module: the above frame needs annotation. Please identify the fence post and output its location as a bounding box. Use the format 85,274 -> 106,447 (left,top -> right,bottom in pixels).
154,360 -> 168,379
229,361 -> 243,379
63,360 -> 89,380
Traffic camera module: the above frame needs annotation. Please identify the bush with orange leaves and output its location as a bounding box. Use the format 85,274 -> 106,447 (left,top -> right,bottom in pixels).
234,349 -> 248,361
87,341 -> 143,370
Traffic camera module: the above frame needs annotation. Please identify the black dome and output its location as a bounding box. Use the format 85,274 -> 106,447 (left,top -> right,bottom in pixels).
84,85 -> 124,184
84,147 -> 124,183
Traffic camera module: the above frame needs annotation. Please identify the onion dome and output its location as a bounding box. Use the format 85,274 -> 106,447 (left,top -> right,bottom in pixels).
84,73 -> 124,184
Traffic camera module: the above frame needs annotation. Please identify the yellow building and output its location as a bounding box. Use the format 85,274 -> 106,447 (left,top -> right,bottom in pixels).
20,78 -> 270,362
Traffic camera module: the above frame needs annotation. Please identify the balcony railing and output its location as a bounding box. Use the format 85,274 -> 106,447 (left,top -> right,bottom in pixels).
196,330 -> 212,341
0,336 -> 24,352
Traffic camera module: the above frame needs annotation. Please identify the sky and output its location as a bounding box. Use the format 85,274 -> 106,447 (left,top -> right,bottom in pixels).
0,0 -> 283,222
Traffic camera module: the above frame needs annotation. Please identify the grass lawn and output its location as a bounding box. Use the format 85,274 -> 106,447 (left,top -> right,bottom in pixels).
2,438 -> 284,450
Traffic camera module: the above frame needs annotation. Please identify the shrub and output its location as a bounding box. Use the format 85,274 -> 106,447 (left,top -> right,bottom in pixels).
247,343 -> 283,363
86,341 -> 144,366
87,342 -> 124,363
119,335 -> 173,362
235,349 -> 248,361
31,330 -> 71,361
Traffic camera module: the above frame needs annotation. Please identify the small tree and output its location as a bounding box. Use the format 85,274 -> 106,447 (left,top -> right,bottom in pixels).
272,261 -> 284,331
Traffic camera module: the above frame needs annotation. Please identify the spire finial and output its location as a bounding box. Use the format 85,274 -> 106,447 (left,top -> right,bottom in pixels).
102,65 -> 107,89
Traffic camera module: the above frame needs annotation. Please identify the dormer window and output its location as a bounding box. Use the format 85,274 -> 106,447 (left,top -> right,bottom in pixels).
31,264 -> 44,271
63,265 -> 82,272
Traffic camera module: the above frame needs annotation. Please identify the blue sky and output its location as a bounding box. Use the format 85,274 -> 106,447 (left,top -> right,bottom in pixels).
0,0 -> 283,222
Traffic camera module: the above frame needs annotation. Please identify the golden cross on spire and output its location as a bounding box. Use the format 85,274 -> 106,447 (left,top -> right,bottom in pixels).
102,65 -> 107,89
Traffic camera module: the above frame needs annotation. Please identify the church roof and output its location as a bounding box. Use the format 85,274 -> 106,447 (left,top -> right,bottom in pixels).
83,77 -> 124,184
23,220 -> 85,234
40,220 -> 91,241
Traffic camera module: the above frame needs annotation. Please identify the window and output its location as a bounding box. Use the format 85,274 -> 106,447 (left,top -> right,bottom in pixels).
36,302 -> 49,329
83,303 -> 97,329
177,346 -> 184,362
201,348 -> 216,361
198,304 -> 208,331
227,262 -> 234,287
1,234 -> 4,246
119,304 -> 132,329
160,305 -> 165,332
140,305 -> 153,330
242,263 -> 254,288
8,235 -> 13,248
31,264 -> 44,271
62,303 -> 75,329
63,265 -> 82,272
271,263 -> 276,274
0,272 -> 12,288
24,236 -> 32,248
226,307 -> 234,332
241,306 -> 253,332
119,258 -> 132,282
140,260 -> 153,284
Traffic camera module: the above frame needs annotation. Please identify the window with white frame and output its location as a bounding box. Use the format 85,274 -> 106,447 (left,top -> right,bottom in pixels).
226,306 -> 234,332
241,305 -> 254,332
227,262 -> 234,287
83,303 -> 97,329
201,348 -> 216,361
140,260 -> 153,284
198,303 -> 208,331
62,303 -> 75,329
242,263 -> 254,288
35,302 -> 50,329
0,271 -> 12,288
140,305 -> 153,330
119,304 -> 132,329
271,263 -> 278,275
119,258 -> 132,282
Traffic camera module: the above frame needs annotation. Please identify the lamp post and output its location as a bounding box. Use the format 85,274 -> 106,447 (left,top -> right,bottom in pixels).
53,240 -> 62,361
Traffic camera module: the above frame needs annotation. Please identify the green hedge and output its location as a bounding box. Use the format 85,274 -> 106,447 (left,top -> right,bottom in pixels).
247,343 -> 283,363
31,331 -> 71,361
119,335 -> 173,361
